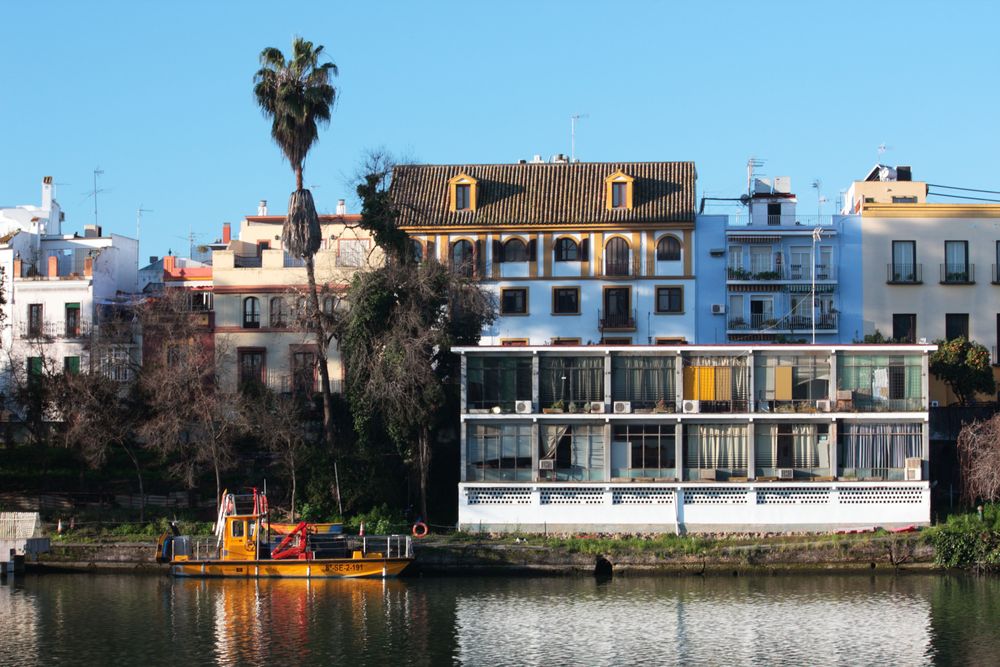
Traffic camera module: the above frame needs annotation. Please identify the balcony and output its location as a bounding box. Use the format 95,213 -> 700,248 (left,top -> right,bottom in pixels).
19,320 -> 93,340
886,263 -> 922,284
599,308 -> 637,331
727,265 -> 837,282
727,312 -> 838,333
940,263 -> 974,284
598,257 -> 643,278
726,214 -> 835,228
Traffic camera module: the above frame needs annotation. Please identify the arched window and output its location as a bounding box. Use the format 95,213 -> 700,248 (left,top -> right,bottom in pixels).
554,237 -> 579,262
502,238 -> 528,262
242,297 -> 260,329
269,297 -> 286,328
410,239 -> 423,263
604,237 -> 631,276
656,236 -> 681,261
451,240 -> 474,277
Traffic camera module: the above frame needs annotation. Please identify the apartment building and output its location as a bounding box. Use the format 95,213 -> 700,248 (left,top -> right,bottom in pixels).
455,344 -> 933,533
390,159 -> 698,345
210,201 -> 376,395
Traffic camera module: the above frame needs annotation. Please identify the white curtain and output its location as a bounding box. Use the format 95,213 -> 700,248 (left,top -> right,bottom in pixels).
843,423 -> 922,469
689,424 -> 747,469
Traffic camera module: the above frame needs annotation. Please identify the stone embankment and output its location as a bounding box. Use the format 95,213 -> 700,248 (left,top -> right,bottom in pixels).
31,532 -> 935,576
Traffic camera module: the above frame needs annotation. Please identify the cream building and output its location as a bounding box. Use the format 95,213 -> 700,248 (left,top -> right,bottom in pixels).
211,201 -> 377,395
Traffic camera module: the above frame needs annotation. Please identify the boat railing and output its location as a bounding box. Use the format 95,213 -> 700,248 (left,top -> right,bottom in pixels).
346,534 -> 413,559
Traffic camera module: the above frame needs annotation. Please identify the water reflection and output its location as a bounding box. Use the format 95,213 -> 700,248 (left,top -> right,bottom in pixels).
3,573 -> 1000,666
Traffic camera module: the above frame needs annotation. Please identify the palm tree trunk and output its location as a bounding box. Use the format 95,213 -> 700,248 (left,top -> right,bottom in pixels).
305,255 -> 336,451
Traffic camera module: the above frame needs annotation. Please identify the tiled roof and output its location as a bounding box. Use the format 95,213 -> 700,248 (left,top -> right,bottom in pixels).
390,162 -> 696,227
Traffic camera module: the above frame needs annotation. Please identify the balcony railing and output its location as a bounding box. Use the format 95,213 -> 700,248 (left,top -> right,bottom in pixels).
886,263 -> 922,284
599,308 -> 637,331
19,320 -> 93,339
727,312 -> 838,332
599,257 -> 642,278
727,265 -> 837,282
940,263 -> 975,284
726,214 -> 836,228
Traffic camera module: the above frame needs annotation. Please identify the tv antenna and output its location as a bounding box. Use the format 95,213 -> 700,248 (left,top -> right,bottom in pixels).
136,205 -> 153,245
877,143 -> 893,161
812,179 -> 827,216
91,167 -> 105,227
570,113 -> 589,162
746,157 -> 765,200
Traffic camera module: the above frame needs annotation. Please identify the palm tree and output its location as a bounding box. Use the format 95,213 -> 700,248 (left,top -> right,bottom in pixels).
254,37 -> 338,449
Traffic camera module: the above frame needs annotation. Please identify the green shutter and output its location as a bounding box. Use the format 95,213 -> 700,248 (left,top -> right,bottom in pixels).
66,302 -> 80,310
28,357 -> 43,377
64,356 -> 80,374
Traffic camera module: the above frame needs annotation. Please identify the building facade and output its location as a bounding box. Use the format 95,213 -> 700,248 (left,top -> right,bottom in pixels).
455,344 -> 933,533
391,160 -> 698,345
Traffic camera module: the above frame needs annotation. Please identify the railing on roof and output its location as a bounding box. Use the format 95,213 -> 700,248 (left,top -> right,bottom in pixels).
726,214 -> 836,228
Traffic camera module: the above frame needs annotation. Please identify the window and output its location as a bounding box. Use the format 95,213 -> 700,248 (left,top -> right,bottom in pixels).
837,354 -> 923,411
65,303 -> 80,337
551,337 -> 581,346
891,241 -> 917,282
410,239 -> 423,263
892,196 -> 918,203
500,338 -> 529,346
449,174 -> 478,212
554,237 -> 580,262
728,245 -> 743,271
238,349 -> 265,392
337,239 -> 367,268
601,337 -> 631,345
500,288 -> 527,315
656,236 -> 681,261
553,287 -> 580,315
256,240 -> 270,256
540,357 -> 604,406
455,184 -> 470,210
269,297 -> 286,328
242,297 -> 260,328
613,424 -> 676,478
611,182 -> 627,208
64,356 -> 80,374
604,237 -> 630,276
501,238 -> 528,262
188,292 -> 212,311
466,356 -> 532,411
100,348 -> 132,383
790,246 -> 810,279
540,424 -> 605,481
749,246 -> 771,274
655,287 -> 683,314
602,287 -> 632,329
27,357 -> 43,382
749,296 -> 774,328
839,423 -> 922,476
944,240 -> 970,283
755,424 -> 824,472
231,520 -> 244,538
893,314 -> 916,343
753,355 -> 830,408
291,350 -> 316,395
684,424 -> 748,472
451,240 -> 474,277
323,296 -> 336,314
767,203 -> 781,225
605,171 -> 634,210
466,424 -> 533,482
946,314 -> 969,341
612,356 -> 675,409
28,304 -> 43,337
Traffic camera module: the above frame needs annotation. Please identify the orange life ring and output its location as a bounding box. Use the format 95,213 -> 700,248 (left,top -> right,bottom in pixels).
412,522 -> 429,538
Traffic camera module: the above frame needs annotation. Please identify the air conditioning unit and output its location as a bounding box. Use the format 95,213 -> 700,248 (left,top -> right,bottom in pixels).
613,401 -> 632,414
538,459 -> 555,471
711,304 -> 726,315
682,400 -> 700,414
514,400 -> 532,414
777,468 -> 794,480
905,457 -> 922,481
815,399 -> 832,412
589,401 -> 606,414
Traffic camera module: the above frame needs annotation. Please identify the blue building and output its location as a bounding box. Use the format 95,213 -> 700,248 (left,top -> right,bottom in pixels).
696,176 -> 862,344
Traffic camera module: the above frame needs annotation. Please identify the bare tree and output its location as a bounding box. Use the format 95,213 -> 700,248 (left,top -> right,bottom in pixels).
244,389 -> 312,520
957,413 -> 1000,503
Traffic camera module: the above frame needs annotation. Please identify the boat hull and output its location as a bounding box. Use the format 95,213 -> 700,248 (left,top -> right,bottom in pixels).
170,557 -> 412,579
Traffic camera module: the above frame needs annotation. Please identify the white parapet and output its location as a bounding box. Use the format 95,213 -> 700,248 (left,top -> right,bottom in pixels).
457,482 -> 930,534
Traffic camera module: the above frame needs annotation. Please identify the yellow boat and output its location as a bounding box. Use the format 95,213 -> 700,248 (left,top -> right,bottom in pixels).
157,489 -> 414,579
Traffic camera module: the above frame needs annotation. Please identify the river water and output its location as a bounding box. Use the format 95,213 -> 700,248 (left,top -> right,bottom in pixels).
1,572 -> 998,666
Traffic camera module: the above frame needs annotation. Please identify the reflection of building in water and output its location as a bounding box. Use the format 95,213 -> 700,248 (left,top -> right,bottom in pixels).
0,582 -> 40,665
454,578 -> 933,665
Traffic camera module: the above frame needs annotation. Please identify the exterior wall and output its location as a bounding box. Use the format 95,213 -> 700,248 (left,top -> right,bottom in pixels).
211,215 -> 377,393
458,481 -> 930,533
455,344 -> 933,533
409,227 -> 697,345
861,205 -> 1000,347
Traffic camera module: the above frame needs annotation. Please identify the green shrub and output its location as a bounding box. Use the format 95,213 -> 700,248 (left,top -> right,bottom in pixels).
928,505 -> 1000,571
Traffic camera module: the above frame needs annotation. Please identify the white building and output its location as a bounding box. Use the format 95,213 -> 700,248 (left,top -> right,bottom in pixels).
455,344 -> 933,533
0,177 -> 138,385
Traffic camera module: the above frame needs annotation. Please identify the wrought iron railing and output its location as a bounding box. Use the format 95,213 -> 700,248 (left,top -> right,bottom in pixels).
599,308 -> 637,330
886,263 -> 922,284
940,263 -> 974,284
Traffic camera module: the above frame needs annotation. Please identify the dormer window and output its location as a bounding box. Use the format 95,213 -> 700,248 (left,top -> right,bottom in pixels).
604,171 -> 634,210
449,173 -> 478,212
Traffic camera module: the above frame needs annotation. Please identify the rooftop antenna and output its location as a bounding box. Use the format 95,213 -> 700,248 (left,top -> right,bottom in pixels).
877,143 -> 892,163
812,179 -> 826,217
746,157 -> 765,201
91,167 -> 105,227
570,113 -> 588,162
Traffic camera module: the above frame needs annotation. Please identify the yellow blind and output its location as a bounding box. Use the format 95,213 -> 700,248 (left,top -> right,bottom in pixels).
775,366 -> 793,401
714,366 -> 732,401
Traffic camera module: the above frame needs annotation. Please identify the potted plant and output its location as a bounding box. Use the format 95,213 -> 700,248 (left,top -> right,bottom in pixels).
543,400 -> 565,414
568,401 -> 578,414
654,398 -> 670,413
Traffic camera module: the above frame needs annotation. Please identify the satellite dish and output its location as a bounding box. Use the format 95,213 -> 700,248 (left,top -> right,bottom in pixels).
739,194 -> 751,205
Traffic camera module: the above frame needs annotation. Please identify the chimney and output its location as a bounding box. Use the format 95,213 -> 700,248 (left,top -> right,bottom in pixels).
47,255 -> 58,277
41,176 -> 53,211
149,256 -> 158,265
222,222 -> 231,244
336,199 -> 346,215
258,200 -> 268,216
13,257 -> 22,278
163,255 -> 176,272
84,224 -> 101,238
84,257 -> 93,277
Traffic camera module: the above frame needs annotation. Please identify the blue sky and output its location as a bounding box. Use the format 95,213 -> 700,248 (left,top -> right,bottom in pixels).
2,1 -> 998,261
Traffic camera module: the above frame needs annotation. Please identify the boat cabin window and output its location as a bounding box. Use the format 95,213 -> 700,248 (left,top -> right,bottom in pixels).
231,520 -> 244,538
